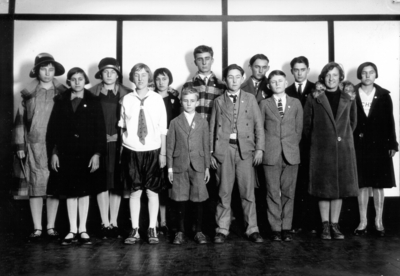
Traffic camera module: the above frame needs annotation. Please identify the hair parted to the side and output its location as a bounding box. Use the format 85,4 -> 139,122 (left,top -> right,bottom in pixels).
249,54 -> 269,66
34,62 -> 56,80
181,87 -> 200,100
290,56 -> 309,68
193,45 -> 214,58
66,67 -> 90,86
154,67 -> 173,89
129,63 -> 153,83
318,62 -> 345,83
223,64 -> 244,80
268,70 -> 286,82
356,62 -> 378,80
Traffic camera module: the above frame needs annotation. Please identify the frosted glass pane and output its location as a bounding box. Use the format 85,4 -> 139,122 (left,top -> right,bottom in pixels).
122,21 -> 223,92
228,21 -> 328,84
14,20 -> 117,116
0,0 -> 8,13
335,21 -> 400,196
16,0 -> 221,15
228,0 -> 400,15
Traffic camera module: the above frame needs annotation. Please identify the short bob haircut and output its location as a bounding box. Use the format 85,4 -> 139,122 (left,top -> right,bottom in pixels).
223,64 -> 244,80
357,62 -> 378,80
268,70 -> 286,82
181,87 -> 199,100
290,56 -> 309,69
129,63 -> 153,84
66,67 -> 90,86
153,67 -> 174,88
249,54 -> 269,66
193,45 -> 214,58
318,62 -> 345,84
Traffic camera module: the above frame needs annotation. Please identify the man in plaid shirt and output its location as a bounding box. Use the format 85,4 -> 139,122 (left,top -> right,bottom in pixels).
182,45 -> 226,121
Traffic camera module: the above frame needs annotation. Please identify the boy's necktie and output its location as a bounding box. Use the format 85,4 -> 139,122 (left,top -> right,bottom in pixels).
136,96 -> 148,145
278,98 -> 284,117
229,94 -> 237,104
297,83 -> 302,96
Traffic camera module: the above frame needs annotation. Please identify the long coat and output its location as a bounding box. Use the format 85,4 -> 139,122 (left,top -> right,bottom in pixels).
47,89 -> 107,198
353,83 -> 398,189
303,89 -> 359,199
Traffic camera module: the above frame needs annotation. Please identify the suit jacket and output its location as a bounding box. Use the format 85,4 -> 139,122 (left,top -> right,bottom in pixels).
210,90 -> 265,163
285,80 -> 315,106
167,112 -> 210,173
259,95 -> 303,165
241,77 -> 272,104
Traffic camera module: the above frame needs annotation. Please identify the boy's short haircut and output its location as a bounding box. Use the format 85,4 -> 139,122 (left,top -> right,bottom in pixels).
181,87 -> 199,100
154,67 -> 174,86
129,63 -> 153,83
318,62 -> 345,83
290,56 -> 309,68
223,64 -> 244,80
356,62 -> 378,79
193,45 -> 214,58
268,70 -> 286,82
249,54 -> 270,66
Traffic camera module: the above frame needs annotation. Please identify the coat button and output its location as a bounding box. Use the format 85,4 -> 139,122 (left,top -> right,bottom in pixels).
75,134 -> 79,138
338,137 -> 341,141
359,133 -> 364,138
219,124 -> 221,127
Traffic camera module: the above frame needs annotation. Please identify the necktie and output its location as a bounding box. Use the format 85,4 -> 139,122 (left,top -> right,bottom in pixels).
254,81 -> 259,94
278,98 -> 284,118
136,96 -> 148,145
297,83 -> 302,96
229,94 -> 237,104
204,76 -> 208,86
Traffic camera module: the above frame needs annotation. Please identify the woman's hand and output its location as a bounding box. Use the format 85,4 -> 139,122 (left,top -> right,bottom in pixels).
204,168 -> 210,184
51,154 -> 60,172
159,155 -> 166,168
89,154 -> 100,173
17,150 -> 25,159
168,172 -> 173,183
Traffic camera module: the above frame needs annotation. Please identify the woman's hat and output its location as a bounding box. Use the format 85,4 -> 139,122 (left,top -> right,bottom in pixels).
94,57 -> 122,80
29,53 -> 65,78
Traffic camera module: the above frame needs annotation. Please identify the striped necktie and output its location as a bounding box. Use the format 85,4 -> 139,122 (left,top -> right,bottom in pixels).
136,96 -> 148,145
278,98 -> 284,118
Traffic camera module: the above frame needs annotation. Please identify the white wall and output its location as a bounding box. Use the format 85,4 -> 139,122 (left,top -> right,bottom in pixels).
0,0 -> 8,13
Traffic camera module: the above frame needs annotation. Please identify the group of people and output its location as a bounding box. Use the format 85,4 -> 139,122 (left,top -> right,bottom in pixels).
13,45 -> 398,246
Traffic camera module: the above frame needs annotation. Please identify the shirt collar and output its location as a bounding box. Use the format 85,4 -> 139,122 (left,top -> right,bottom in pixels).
100,84 -> 118,96
273,93 -> 286,102
295,80 -> 307,87
227,90 -> 240,97
194,72 -> 214,81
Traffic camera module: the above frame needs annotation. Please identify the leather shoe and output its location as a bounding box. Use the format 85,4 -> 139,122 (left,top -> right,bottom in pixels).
79,232 -> 92,245
249,232 -> 263,243
321,221 -> 331,240
354,228 -> 367,236
194,232 -> 208,244
214,233 -> 226,244
173,232 -> 186,245
61,232 -> 77,246
282,230 -> 293,242
330,223 -> 344,240
375,228 -> 386,237
270,231 -> 282,241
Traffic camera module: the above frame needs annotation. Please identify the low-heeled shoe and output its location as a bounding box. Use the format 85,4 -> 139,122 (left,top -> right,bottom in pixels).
321,221 -> 331,240
270,231 -> 282,241
282,230 -> 293,242
79,232 -> 92,245
249,232 -> 264,243
214,233 -> 226,244
173,232 -> 186,245
194,232 -> 208,244
61,232 -> 77,246
330,223 -> 344,240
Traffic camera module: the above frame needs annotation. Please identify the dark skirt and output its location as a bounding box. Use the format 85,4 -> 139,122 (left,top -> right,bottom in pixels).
105,141 -> 124,191
122,147 -> 166,193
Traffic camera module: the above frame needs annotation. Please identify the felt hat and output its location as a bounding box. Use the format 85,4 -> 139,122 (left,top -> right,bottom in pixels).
29,53 -> 65,78
94,57 -> 122,80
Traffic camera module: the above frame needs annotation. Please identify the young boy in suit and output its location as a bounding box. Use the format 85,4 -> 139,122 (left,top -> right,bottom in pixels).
286,56 -> 315,106
259,70 -> 303,242
167,88 -> 211,245
241,54 -> 272,103
210,64 -> 265,244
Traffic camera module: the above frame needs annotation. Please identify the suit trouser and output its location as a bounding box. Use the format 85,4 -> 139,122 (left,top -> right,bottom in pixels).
215,144 -> 259,236
264,154 -> 298,232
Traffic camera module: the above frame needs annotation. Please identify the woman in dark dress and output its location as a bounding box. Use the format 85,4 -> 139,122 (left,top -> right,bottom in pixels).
47,67 -> 107,245
89,58 -> 132,239
154,67 -> 181,235
303,62 -> 358,240
353,62 -> 398,237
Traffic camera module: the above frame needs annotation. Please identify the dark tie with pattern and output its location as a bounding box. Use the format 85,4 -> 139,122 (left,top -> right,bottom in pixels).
229,94 -> 237,104
136,96 -> 148,145
297,83 -> 302,97
254,81 -> 259,94
278,98 -> 284,118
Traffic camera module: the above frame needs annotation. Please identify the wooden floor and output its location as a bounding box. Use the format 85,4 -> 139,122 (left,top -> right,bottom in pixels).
2,195 -> 400,275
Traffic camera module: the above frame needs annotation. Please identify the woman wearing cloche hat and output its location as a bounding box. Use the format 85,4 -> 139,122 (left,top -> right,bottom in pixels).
89,57 -> 133,239
13,53 -> 67,241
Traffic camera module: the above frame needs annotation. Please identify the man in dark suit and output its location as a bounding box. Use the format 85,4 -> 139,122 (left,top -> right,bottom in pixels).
286,56 -> 318,234
241,54 -> 272,103
210,64 -> 265,244
285,56 -> 315,106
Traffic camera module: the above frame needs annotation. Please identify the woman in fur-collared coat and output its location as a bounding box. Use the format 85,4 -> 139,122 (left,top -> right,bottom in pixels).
353,62 -> 398,237
303,62 -> 358,240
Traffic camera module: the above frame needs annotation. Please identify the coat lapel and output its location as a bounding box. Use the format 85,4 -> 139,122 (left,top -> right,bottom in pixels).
355,89 -> 367,119
177,113 -> 190,135
266,97 -> 282,120
217,93 -> 233,123
335,92 -> 350,124
283,96 -> 294,121
237,90 -> 249,119
367,85 -> 383,119
189,113 -> 202,137
316,93 -> 336,130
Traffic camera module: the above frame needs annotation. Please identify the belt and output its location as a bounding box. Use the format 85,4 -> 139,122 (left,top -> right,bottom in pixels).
229,139 -> 237,145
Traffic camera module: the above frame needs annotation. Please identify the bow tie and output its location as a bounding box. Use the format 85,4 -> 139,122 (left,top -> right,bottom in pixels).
71,93 -> 83,100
